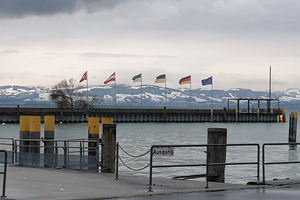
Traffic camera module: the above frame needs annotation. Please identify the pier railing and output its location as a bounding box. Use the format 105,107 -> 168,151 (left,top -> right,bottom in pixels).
0,150 -> 7,198
0,138 -> 100,171
262,143 -> 300,184
148,144 -> 260,191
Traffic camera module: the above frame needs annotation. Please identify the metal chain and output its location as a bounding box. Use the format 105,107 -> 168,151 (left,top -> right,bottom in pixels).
119,145 -> 150,158
118,156 -> 150,171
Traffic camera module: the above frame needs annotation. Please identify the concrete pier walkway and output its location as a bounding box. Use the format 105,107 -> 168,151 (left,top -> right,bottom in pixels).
0,166 -> 270,200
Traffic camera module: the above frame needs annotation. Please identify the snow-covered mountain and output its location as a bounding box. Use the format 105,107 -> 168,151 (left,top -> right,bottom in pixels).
0,84 -> 300,108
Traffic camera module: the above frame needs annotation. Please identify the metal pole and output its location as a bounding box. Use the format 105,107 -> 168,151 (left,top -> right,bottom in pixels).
80,142 -> 82,170
1,150 -> 7,197
165,76 -> 167,108
12,139 -> 15,164
262,144 -> 266,184
87,71 -> 89,110
141,74 -> 143,109
148,147 -> 153,192
205,150 -> 209,188
115,142 -> 119,180
64,141 -> 67,168
190,76 -> 192,108
257,144 -> 260,184
211,79 -> 213,109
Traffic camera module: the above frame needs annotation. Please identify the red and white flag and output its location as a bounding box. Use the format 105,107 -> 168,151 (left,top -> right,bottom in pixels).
104,72 -> 116,84
79,71 -> 87,83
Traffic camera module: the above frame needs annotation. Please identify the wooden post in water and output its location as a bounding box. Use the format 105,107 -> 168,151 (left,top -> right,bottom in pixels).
88,117 -> 99,171
289,112 -> 297,143
44,116 -> 55,167
101,123 -> 116,173
207,128 -> 227,183
101,117 -> 113,135
19,116 -> 30,165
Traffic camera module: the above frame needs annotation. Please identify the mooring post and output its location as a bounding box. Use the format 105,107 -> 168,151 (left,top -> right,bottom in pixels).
289,112 -> 297,143
88,117 -> 99,171
44,115 -> 55,167
19,116 -> 30,165
210,107 -> 213,122
280,108 -> 286,122
29,116 -> 41,166
207,128 -> 227,183
101,123 -> 116,173
101,117 -> 113,135
257,108 -> 260,122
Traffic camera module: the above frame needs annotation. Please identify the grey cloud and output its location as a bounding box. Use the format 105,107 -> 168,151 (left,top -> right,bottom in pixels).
0,49 -> 20,57
77,52 -> 174,59
0,0 -> 125,19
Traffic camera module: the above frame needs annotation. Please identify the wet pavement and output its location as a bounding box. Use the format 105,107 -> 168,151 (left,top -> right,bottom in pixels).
105,186 -> 300,200
1,165 -> 300,200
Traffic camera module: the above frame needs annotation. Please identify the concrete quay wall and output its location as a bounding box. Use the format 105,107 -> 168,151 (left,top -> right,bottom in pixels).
0,107 -> 283,123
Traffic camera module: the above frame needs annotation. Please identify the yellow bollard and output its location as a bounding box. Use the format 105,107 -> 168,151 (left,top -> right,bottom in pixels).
44,116 -> 55,167
88,117 -> 100,171
19,116 -> 30,165
30,116 -> 41,166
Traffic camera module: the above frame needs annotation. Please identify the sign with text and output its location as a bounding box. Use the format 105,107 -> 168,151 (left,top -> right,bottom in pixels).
152,147 -> 174,156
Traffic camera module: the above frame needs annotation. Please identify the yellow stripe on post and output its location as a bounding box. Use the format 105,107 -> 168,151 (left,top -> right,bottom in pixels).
89,117 -> 99,135
44,116 -> 55,131
20,116 -> 30,131
257,108 -> 260,113
291,112 -> 298,118
102,118 -> 113,135
280,108 -> 286,114
30,116 -> 41,132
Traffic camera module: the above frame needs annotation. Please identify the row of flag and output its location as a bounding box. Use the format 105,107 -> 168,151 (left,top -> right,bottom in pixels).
79,71 -> 212,86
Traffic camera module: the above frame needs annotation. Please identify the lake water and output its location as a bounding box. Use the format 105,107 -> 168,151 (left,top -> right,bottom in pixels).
1,108 -> 300,184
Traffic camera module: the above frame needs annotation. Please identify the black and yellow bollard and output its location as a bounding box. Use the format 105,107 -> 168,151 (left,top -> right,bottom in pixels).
19,116 -> 30,165
30,116 -> 41,166
44,116 -> 55,167
279,108 -> 286,122
211,107 -> 214,122
88,117 -> 99,171
289,112 -> 297,143
101,123 -> 116,173
207,128 -> 227,183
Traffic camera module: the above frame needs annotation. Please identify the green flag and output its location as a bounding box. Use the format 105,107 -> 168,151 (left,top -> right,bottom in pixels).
132,73 -> 142,83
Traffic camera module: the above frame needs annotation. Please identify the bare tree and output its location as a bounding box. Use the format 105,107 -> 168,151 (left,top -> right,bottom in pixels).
49,78 -> 97,108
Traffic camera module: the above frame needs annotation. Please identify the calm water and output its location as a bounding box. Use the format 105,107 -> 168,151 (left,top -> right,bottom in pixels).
0,108 -> 299,184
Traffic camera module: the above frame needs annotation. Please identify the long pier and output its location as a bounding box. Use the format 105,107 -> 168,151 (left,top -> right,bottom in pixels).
0,107 -> 285,123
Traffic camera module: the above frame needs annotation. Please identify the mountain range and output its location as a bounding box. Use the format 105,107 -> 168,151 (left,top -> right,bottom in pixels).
0,84 -> 300,109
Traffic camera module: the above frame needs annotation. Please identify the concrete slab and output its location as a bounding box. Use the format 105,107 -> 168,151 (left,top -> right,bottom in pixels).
0,166 -> 267,200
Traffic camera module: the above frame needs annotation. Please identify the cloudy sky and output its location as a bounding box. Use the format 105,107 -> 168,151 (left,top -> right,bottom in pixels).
0,0 -> 300,91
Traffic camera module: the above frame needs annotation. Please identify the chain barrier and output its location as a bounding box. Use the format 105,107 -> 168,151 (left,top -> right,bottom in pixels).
115,144 -> 151,179
118,156 -> 150,171
119,145 -> 151,158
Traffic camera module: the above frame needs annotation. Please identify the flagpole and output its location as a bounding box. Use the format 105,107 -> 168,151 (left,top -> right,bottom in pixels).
211,76 -> 213,109
87,71 -> 89,110
141,73 -> 143,109
190,75 -> 192,109
165,75 -> 167,108
115,72 -> 117,107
